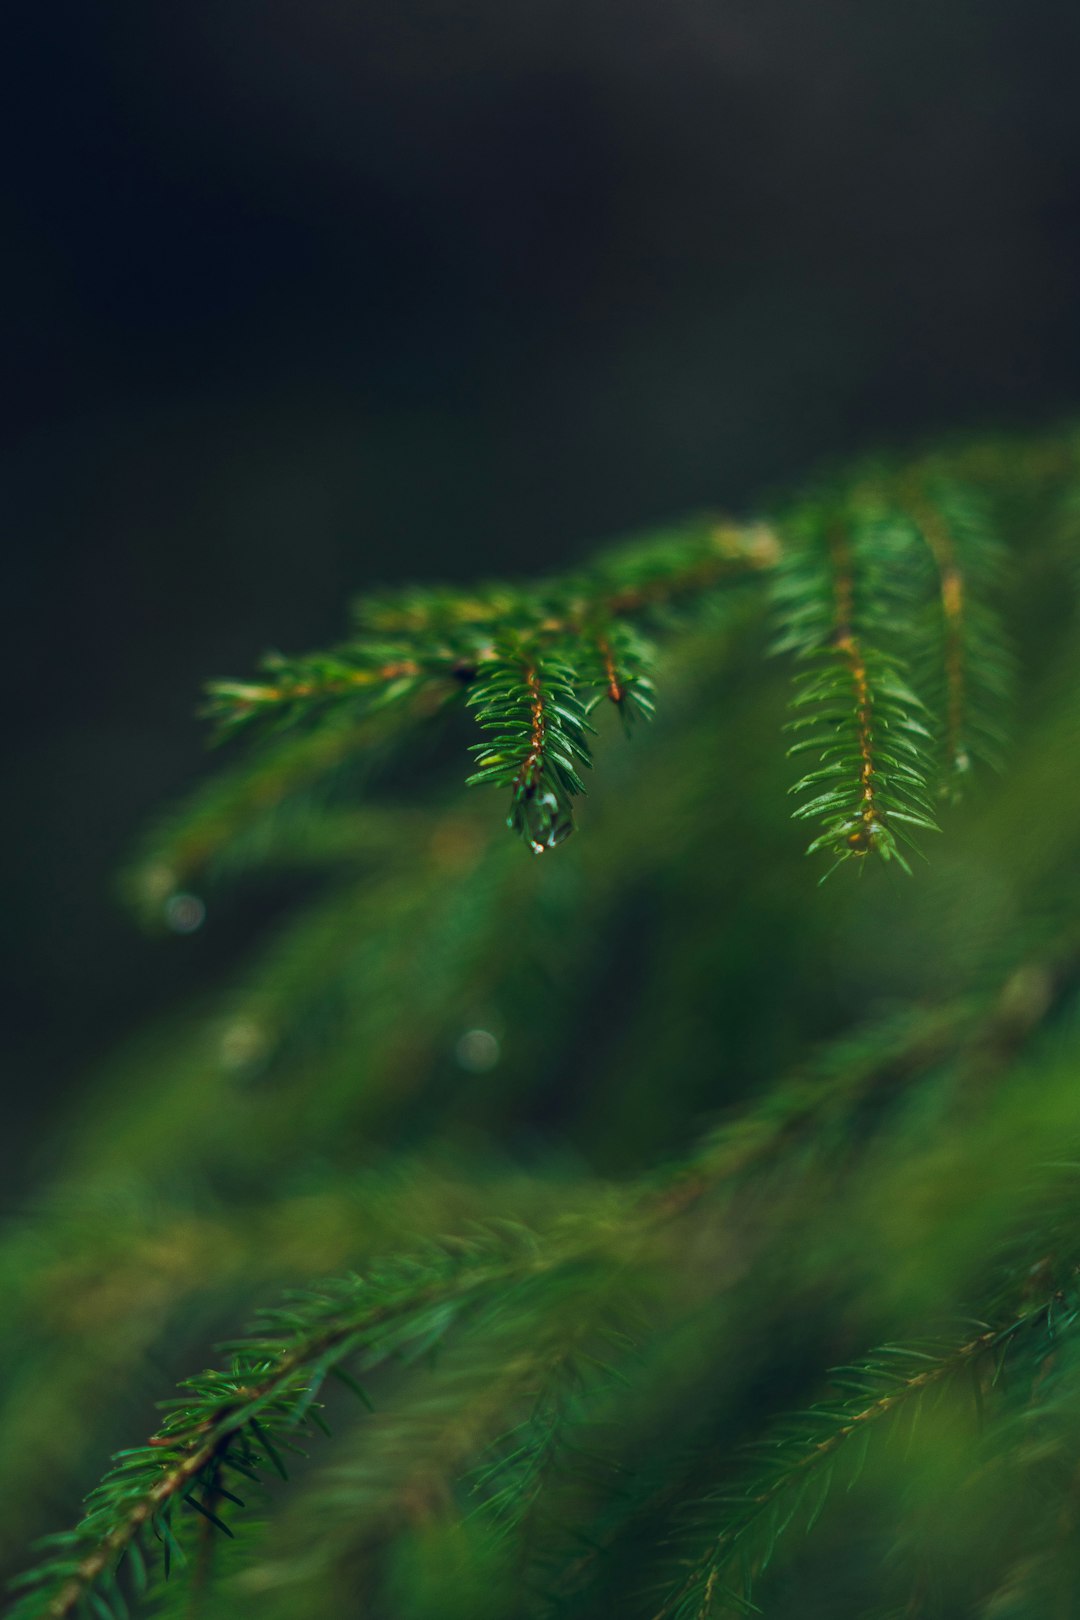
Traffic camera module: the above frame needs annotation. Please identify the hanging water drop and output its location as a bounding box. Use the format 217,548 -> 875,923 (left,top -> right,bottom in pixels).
510,783 -> 575,854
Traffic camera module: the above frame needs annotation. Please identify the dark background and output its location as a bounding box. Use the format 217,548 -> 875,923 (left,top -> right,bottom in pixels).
5,0 -> 1080,1173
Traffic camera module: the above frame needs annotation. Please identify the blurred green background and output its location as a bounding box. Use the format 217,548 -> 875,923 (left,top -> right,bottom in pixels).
7,0 -> 1080,1187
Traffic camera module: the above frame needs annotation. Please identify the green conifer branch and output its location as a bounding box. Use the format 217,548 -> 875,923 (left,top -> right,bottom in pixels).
466,647 -> 595,852
577,622 -> 658,729
15,423 -> 1080,1620
777,504 -> 939,874
17,976 -> 1080,1620
237,1267 -> 645,1615
653,1304 -> 1064,1620
204,650 -> 434,737
127,428 -> 1072,878
903,473 -> 1014,790
193,516 -> 774,858
6,1235 -> 550,1620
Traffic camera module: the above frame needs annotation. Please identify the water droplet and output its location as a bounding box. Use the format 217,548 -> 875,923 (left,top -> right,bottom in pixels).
164,893 -> 206,933
455,1028 -> 501,1072
511,785 -> 574,854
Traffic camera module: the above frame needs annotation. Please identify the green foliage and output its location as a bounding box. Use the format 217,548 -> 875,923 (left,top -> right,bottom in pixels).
8,424 -> 1080,1620
465,650 -> 594,852
5,1231 -> 555,1620
178,449 -> 1017,874
194,516 -> 770,860
903,471 -> 1014,784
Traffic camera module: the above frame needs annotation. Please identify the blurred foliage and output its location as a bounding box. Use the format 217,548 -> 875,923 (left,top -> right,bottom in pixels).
7,426 -> 1080,1618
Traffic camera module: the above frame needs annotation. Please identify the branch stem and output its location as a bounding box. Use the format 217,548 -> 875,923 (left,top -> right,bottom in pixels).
829,526 -> 880,838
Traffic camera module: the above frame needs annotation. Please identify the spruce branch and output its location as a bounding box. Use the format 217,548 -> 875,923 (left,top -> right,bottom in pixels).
466,647 -> 595,852
7,1235 -> 548,1620
7,1108 -> 802,1620
204,649 -> 431,737
578,622 -> 658,730
239,1267 -> 646,1615
653,1305 -> 1062,1620
153,434 -> 1032,872
462,1310 -> 642,1544
347,520 -> 778,642
778,506 -> 939,875
196,516 -> 774,860
577,519 -> 779,623
902,473 -> 1014,792
11,970 -> 1080,1619
16,425 -> 1080,1620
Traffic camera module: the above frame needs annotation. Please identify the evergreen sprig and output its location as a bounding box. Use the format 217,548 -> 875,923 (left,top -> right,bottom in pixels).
16,956 -> 1080,1620
774,496 -> 940,874
654,1310 -> 1058,1620
786,647 -> 939,875
576,622 -> 658,730
7,1232 -> 548,1620
466,648 -> 595,853
14,1141 -> 1080,1620
185,444 -> 1031,875
903,471 -> 1014,789
15,423 -> 1080,1619
194,517 -> 772,859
